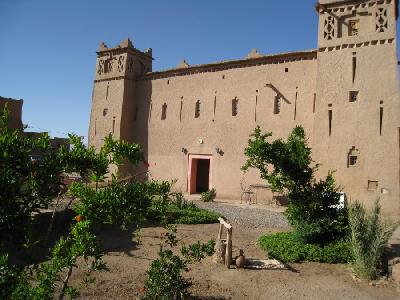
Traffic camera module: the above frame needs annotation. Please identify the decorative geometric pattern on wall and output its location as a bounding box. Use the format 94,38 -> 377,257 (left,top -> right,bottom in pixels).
324,16 -> 335,40
117,56 -> 125,72
127,57 -> 134,73
376,7 -> 388,33
97,59 -> 104,75
105,58 -> 114,73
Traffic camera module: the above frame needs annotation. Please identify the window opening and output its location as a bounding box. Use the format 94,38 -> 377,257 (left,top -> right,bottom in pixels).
349,19 -> 359,36
349,91 -> 359,102
161,103 -> 167,120
232,97 -> 238,116
347,146 -> 360,168
274,95 -> 281,114
195,100 -> 200,118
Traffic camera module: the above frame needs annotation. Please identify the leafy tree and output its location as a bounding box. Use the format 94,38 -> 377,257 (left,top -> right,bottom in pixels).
243,126 -> 348,243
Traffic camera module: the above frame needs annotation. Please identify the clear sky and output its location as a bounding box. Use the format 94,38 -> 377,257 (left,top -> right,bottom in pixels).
0,0 -> 398,143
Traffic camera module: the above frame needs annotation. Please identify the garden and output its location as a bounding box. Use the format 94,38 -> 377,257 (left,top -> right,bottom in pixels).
1,105 -> 399,299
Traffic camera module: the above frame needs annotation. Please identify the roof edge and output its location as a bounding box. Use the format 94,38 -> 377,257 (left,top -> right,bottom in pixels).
137,49 -> 317,80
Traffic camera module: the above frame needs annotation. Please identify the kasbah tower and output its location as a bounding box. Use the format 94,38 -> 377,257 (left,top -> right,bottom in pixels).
89,0 -> 400,217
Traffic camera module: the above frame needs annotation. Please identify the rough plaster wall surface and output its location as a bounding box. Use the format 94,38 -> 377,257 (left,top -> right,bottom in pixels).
132,59 -> 317,199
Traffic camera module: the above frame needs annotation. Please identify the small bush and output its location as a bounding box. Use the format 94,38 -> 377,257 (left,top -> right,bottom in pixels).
147,203 -> 221,224
142,226 -> 215,300
349,200 -> 399,280
201,188 -> 216,202
258,232 -> 352,263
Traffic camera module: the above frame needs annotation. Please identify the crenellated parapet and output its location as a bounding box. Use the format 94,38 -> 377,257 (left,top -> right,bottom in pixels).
95,38 -> 153,82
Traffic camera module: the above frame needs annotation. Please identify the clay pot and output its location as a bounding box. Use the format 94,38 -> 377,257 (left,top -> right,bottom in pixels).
235,249 -> 246,268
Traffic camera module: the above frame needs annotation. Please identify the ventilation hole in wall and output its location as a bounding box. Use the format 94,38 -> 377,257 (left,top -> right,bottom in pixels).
161,103 -> 167,120
232,97 -> 238,116
313,93 -> 316,113
347,146 -> 360,167
256,89 -> 258,93
380,106 -> 383,136
134,106 -> 138,121
222,75 -> 225,79
380,100 -> 384,104
349,91 -> 359,102
352,54 -> 357,84
180,101 -> 183,121
112,117 -> 116,134
195,100 -> 200,118
328,109 -> 332,136
103,108 -> 108,116
328,103 -> 332,107
285,68 -> 288,72
167,80 -> 170,85
368,180 -> 379,191
181,96 -> 183,99
274,95 -> 281,115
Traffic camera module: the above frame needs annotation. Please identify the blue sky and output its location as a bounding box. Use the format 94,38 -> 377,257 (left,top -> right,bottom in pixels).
0,0 -> 398,143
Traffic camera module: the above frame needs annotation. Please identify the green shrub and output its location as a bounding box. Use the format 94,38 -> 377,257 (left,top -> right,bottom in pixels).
70,180 -> 152,229
258,232 -> 352,263
142,226 -> 215,300
147,203 -> 221,224
243,126 -> 349,244
349,200 -> 399,280
201,188 -> 216,202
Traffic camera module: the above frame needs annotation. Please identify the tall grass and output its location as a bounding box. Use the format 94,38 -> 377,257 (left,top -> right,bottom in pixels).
349,200 -> 398,280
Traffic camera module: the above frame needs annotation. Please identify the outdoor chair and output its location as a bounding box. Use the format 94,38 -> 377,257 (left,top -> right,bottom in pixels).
240,178 -> 255,204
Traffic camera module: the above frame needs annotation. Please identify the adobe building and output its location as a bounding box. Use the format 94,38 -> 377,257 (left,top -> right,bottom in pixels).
88,0 -> 400,216
0,96 -> 23,131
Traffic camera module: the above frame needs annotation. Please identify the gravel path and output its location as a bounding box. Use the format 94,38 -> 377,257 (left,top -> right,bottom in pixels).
195,201 -> 290,229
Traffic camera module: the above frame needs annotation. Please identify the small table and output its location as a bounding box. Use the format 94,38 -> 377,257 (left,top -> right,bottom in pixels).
249,184 -> 272,204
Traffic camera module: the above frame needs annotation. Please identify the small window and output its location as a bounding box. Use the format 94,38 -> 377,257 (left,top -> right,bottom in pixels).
349,155 -> 358,166
349,91 -> 359,102
285,68 -> 288,72
103,108 -> 108,116
195,100 -> 200,118
161,103 -> 167,120
232,97 -> 238,116
347,146 -> 360,168
273,96 -> 281,114
134,106 -> 139,121
349,19 -> 359,36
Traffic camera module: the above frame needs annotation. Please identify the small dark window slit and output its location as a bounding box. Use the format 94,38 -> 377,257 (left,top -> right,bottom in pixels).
213,96 -> 216,117
112,117 -> 115,134
232,97 -> 238,116
255,95 -> 258,122
380,105 -> 383,136
161,103 -> 167,120
195,100 -> 200,118
352,53 -> 357,84
313,93 -> 316,113
328,106 -> 332,136
180,101 -> 183,121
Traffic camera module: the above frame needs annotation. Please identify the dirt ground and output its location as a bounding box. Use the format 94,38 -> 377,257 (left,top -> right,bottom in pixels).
67,222 -> 400,300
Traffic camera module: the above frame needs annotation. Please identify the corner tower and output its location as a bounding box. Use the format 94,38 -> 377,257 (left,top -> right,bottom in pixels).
313,0 -> 400,215
88,38 -> 152,172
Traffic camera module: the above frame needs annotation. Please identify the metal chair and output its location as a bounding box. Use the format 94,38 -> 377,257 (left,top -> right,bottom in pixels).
240,178 -> 255,204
